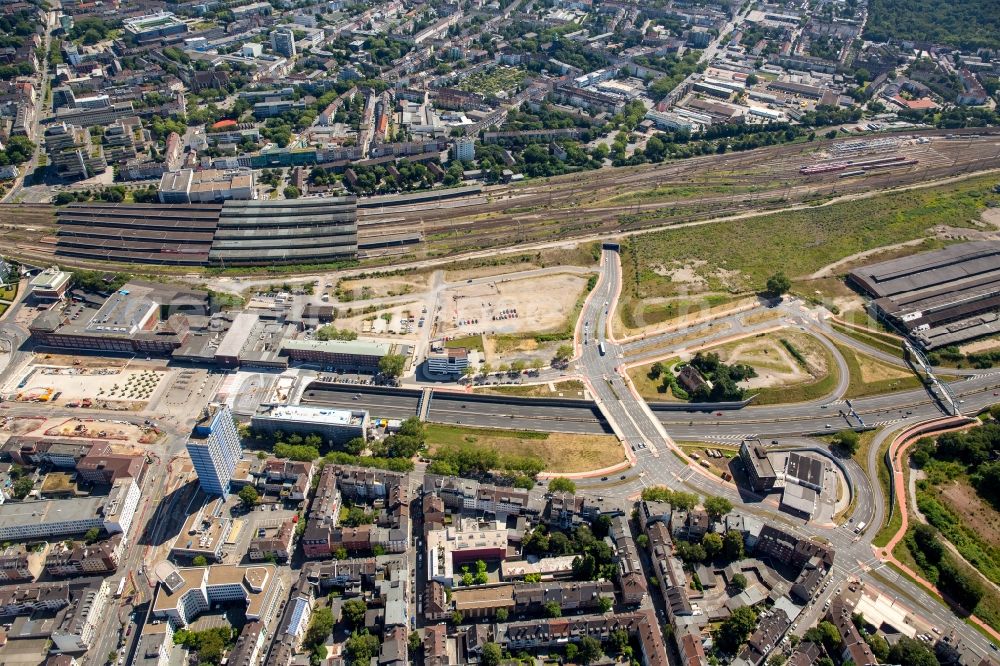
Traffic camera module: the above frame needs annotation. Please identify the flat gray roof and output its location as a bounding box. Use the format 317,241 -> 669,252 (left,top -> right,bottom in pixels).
849,241 -> 1000,299
216,312 -> 260,358
780,484 -> 816,515
0,496 -> 105,525
281,338 -> 394,357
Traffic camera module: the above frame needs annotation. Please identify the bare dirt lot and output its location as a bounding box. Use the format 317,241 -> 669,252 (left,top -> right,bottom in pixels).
44,417 -> 161,445
960,334 -> 1000,355
940,480 -> 1000,551
0,414 -> 161,447
0,416 -> 46,435
440,272 -> 589,338
335,272 -> 431,300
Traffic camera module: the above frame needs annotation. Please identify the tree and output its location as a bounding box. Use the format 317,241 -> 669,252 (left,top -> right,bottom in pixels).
887,636 -> 938,666
342,599 -> 367,629
555,344 -> 573,361
305,607 -> 335,648
730,573 -> 748,592
834,429 -> 860,455
379,353 -> 406,378
238,485 -> 259,509
938,558 -> 984,610
482,642 -> 503,666
765,272 -> 791,297
609,628 -> 630,654
704,496 -> 733,520
192,555 -> 208,567
675,541 -> 707,563
283,185 -> 300,199
548,477 -> 576,493
345,630 -> 380,664
344,437 -> 366,455
474,559 -> 489,585
578,635 -> 603,665
723,530 -> 745,561
343,505 -> 374,527
84,527 -> 101,544
408,631 -> 422,656
450,610 -> 464,625
198,630 -> 226,664
315,325 -> 358,341
572,553 -> 597,580
716,606 -> 757,653
866,632 -> 889,661
702,532 -> 724,559
544,600 -> 562,617
598,595 -> 613,613
803,621 -> 841,655
11,476 -> 32,500
565,643 -> 579,662
495,607 -> 509,621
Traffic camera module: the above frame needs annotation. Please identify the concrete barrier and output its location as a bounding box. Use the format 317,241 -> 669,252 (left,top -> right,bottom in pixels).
429,391 -> 596,409
646,398 -> 755,412
305,381 -> 424,398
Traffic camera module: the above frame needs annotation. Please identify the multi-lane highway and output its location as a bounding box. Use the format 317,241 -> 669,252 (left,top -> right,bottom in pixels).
326,247 -> 1000,660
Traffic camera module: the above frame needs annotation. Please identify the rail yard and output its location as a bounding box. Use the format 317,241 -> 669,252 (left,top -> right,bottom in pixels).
2,129 -> 997,276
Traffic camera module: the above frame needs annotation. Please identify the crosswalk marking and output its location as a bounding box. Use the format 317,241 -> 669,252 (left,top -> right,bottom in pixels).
703,433 -> 757,442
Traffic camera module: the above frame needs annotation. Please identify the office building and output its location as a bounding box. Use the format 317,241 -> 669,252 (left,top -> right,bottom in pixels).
186,404 -> 242,496
271,28 -> 296,57
251,404 -> 369,444
123,12 -> 188,42
45,122 -> 107,181
280,338 -> 405,372
426,347 -> 470,376
51,102 -> 136,129
151,561 -> 283,627
171,496 -> 233,562
0,477 -> 140,541
28,266 -> 71,301
739,439 -> 777,492
28,281 -> 202,354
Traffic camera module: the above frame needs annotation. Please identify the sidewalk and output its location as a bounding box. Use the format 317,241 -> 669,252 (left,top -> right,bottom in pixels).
877,417 -> 1000,643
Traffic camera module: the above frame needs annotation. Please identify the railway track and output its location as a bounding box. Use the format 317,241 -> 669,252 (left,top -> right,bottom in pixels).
3,129 -> 998,274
